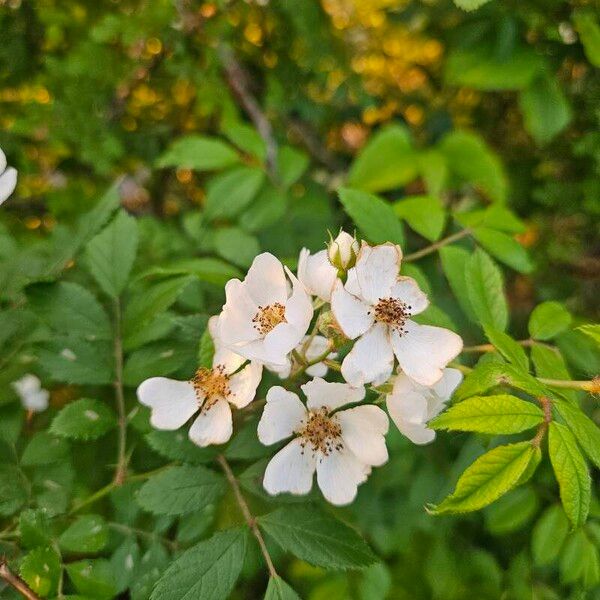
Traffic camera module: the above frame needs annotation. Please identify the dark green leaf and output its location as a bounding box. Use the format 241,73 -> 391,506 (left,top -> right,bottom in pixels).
51,398 -> 117,440
204,167 -> 265,220
532,504 -> 569,566
157,136 -> 240,171
66,559 -> 117,599
59,514 -> 109,553
22,432 -> 69,466
264,577 -> 302,600
20,546 -> 61,597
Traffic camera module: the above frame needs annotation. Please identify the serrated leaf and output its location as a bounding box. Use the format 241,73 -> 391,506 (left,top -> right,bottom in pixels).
431,395 -> 543,434
19,509 -> 53,549
213,226 -> 260,268
51,398 -> 117,440
531,345 -> 576,401
484,486 -> 538,535
20,546 -> 61,597
393,195 -> 446,241
138,258 -> 241,287
150,528 -> 247,600
431,442 -> 537,514
66,559 -> 117,599
258,506 -> 377,570
439,245 -> 476,320
110,537 -> 140,594
528,302 -> 571,340
473,227 -> 533,273
338,187 -> 404,246
59,514 -> 108,553
137,465 -> 225,516
85,210 -> 139,298
483,325 -> 529,371
264,576 -> 302,599
554,399 -> 600,470
465,249 -> 508,331
532,504 -> 569,566
156,135 -> 240,170
22,432 -> 69,466
204,167 -> 265,220
145,430 -> 218,464
577,324 -> 600,346
0,464 -> 28,516
548,422 -> 591,528
123,340 -> 192,386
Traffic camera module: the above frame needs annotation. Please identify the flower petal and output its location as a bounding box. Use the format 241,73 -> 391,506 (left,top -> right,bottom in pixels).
188,399 -> 232,446
316,446 -> 369,506
386,386 -> 436,445
258,387 -> 306,445
228,361 -> 262,408
302,376 -> 365,411
341,323 -> 394,386
218,279 -> 261,347
390,277 -> 429,316
137,377 -> 198,430
391,320 -> 463,386
298,248 -> 338,302
263,437 -> 316,496
432,368 -> 463,402
352,242 -> 402,303
209,316 -> 246,373
0,167 -> 17,205
331,279 -> 374,339
284,267 -> 314,331
245,252 -> 288,306
336,405 -> 389,466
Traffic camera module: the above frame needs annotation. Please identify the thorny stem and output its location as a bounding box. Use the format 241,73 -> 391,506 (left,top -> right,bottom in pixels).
113,297 -> 127,486
217,455 -> 278,579
531,396 -> 553,448
0,560 -> 41,600
403,228 -> 472,262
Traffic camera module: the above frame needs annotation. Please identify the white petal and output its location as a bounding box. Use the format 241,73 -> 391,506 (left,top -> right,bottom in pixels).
0,167 -> 17,205
341,323 -> 394,387
244,252 -> 288,306
298,249 -> 338,302
228,361 -> 262,408
209,316 -> 246,373
22,390 -> 49,413
306,362 -> 328,377
263,438 -> 316,496
218,279 -> 261,347
391,320 -> 463,386
12,374 -> 42,396
258,387 -> 306,445
337,405 -> 389,466
188,399 -> 232,446
431,368 -> 463,402
353,243 -> 402,303
302,377 -> 365,411
283,267 -> 313,331
316,446 -> 369,506
398,423 -> 435,445
0,149 -> 6,173
137,377 -> 198,430
262,322 -> 303,366
390,277 -> 429,316
331,279 -> 374,339
386,388 -> 435,445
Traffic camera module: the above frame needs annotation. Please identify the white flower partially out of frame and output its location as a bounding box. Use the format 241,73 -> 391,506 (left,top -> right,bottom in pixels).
297,247 -> 337,302
0,148 -> 17,205
331,242 -> 463,387
269,335 -> 337,379
386,368 -> 463,444
12,374 -> 49,413
218,252 -> 313,367
137,317 -> 262,447
258,377 -> 389,506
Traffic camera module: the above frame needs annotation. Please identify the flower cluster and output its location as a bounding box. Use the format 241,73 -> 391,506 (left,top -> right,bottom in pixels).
138,231 -> 463,505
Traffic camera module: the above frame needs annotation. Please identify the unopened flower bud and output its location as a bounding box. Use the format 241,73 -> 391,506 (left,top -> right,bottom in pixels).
327,230 -> 359,271
317,310 -> 348,347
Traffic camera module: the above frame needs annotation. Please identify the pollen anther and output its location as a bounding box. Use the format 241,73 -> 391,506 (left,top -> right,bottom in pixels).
296,407 -> 343,456
191,365 -> 231,411
252,302 -> 286,335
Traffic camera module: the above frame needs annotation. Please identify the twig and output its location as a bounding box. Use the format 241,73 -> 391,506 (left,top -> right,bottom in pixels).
0,560 -> 41,600
113,297 -> 127,485
403,228 -> 471,262
531,396 -> 553,448
462,339 -> 538,353
538,378 -> 599,392
216,455 -> 278,578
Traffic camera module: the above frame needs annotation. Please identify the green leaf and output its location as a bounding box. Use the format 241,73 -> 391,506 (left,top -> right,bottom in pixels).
20,546 -> 61,597
431,442 -> 537,514
573,10 -> 600,68
51,398 -> 117,440
531,345 -> 576,401
138,258 -> 242,287
430,395 -> 543,434
150,528 -> 247,600
548,422 -> 591,528
278,146 -> 309,188
110,537 -> 140,594
417,149 -> 448,196
473,227 -> 533,273
483,325 -> 529,371
22,432 -> 69,466
19,509 -> 53,549
458,204 -> 526,234
466,249 -> 508,331
145,430 -> 218,464
528,301 -> 571,340
213,226 -> 260,268
85,210 -> 139,298
59,515 -> 109,553
519,74 -> 572,145
264,577 -> 302,600
347,124 -> 417,193
439,245 -> 476,320
439,130 -> 508,203
484,486 -> 538,535
338,187 -> 404,246
156,135 -> 240,170
66,559 -> 117,599
222,121 -> 266,160
532,504 -> 569,566
258,506 -> 377,570
0,464 -> 28,516
123,340 -> 192,386
198,327 -> 215,368
240,184 -> 287,233
204,167 -> 265,220
393,195 -> 446,241
137,465 -> 225,516
577,324 -> 600,346
453,0 -> 492,10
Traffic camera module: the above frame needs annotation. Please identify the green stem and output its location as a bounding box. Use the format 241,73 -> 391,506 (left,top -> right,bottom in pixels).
113,297 -> 127,485
403,228 -> 471,262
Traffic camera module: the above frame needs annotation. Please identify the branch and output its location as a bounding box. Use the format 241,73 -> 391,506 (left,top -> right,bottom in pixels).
0,560 -> 42,600
112,297 -> 127,485
462,339 -> 538,353
216,455 -> 278,578
403,228 -> 472,262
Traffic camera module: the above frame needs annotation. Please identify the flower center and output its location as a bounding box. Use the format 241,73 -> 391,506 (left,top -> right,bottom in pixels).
191,365 -> 230,411
296,407 -> 343,456
373,297 -> 410,331
252,302 -> 286,336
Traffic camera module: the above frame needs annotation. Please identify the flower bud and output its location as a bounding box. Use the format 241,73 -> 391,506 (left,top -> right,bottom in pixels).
327,230 -> 359,271
317,310 -> 348,347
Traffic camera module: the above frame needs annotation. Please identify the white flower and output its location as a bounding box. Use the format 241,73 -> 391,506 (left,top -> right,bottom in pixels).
269,335 -> 337,379
12,374 -> 49,412
218,253 -> 313,367
327,230 -> 359,270
331,242 -> 463,387
386,368 -> 463,444
258,377 -> 388,506
297,247 -> 337,302
0,148 -> 17,205
137,317 -> 262,447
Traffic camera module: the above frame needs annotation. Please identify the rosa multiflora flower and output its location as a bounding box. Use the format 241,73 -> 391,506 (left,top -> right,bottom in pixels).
218,253 -> 313,367
137,317 -> 262,447
269,335 -> 337,379
387,368 -> 463,444
12,374 -> 49,412
331,242 -> 463,387
258,377 -> 388,505
0,148 -> 17,205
